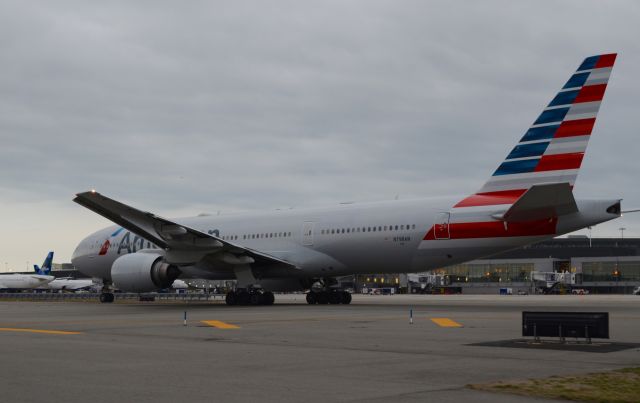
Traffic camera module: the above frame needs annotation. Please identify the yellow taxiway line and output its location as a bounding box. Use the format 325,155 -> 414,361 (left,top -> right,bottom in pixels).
430,318 -> 463,328
0,327 -> 82,335
201,320 -> 240,329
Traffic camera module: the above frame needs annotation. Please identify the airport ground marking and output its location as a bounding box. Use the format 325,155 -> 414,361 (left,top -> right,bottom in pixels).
0,327 -> 82,335
430,318 -> 463,328
201,320 -> 240,329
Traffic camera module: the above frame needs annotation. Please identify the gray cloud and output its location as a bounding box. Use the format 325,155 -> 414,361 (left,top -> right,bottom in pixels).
1,0 -> 639,269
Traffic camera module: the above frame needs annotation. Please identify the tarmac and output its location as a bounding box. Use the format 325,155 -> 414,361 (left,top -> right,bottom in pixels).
1,294 -> 638,402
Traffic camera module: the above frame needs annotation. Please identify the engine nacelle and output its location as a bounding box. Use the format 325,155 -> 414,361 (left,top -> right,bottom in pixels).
111,253 -> 180,293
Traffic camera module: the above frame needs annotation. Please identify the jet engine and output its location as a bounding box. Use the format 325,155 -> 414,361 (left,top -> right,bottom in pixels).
111,253 -> 180,293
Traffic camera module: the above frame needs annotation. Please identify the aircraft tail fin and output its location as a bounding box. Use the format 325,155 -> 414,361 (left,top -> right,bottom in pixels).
456,53 -> 617,209
34,251 -> 54,275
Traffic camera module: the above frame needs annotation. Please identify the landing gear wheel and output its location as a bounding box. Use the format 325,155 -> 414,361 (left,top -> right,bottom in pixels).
99,293 -> 114,303
262,291 -> 275,305
250,293 -> 263,306
225,291 -> 237,306
329,291 -> 341,304
237,290 -> 251,305
341,291 -> 352,304
306,292 -> 317,305
316,291 -> 329,304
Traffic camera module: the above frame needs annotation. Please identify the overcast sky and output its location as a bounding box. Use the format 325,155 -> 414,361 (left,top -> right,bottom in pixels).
1,0 -> 638,271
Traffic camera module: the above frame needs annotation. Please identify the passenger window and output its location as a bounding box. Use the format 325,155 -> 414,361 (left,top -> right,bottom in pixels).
412,224 -> 416,229
401,225 -> 404,230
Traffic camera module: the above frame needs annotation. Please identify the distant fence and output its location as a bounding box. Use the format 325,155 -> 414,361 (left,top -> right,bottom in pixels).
0,292 -> 227,302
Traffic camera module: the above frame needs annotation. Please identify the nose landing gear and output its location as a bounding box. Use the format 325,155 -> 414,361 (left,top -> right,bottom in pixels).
99,281 -> 115,303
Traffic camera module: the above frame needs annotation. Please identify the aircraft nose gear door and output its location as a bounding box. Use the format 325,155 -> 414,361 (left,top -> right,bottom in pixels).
302,221 -> 315,246
434,212 -> 450,240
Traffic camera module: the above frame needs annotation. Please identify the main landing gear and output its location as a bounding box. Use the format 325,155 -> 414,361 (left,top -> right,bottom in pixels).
99,282 -> 115,303
306,290 -> 352,305
225,288 -> 275,306
99,293 -> 115,303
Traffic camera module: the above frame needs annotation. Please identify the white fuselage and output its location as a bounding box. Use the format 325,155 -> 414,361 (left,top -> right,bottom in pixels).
47,277 -> 96,291
0,274 -> 54,290
71,196 -> 620,290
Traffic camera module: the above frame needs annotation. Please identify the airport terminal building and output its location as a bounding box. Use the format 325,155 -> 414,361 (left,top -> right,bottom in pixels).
356,237 -> 640,295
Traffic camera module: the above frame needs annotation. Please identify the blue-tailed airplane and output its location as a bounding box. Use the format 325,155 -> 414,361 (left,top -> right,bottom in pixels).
0,252 -> 55,291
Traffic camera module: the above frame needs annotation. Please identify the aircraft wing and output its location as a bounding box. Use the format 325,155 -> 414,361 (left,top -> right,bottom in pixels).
500,183 -> 578,222
73,191 -> 298,269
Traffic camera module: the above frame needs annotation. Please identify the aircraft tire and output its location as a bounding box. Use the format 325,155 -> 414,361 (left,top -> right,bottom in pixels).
250,293 -> 262,306
328,291 -> 341,304
225,291 -> 237,306
100,293 -> 115,303
306,292 -> 317,305
316,291 -> 329,304
341,291 -> 352,304
237,291 -> 251,305
262,291 -> 275,305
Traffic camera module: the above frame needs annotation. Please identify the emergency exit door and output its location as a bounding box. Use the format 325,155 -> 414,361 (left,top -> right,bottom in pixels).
434,212 -> 450,240
302,222 -> 315,246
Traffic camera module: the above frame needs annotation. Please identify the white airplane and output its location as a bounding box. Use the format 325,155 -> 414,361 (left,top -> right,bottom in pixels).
0,252 -> 55,291
72,53 -> 623,305
48,277 -> 96,292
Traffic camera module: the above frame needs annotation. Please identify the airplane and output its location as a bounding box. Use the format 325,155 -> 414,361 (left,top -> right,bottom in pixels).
0,252 -> 55,291
47,277 -> 96,292
32,252 -> 97,291
71,53 -> 623,305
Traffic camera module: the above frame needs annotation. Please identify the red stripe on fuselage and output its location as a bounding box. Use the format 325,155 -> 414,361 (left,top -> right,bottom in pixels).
594,53 -> 617,68
554,118 -> 595,138
574,84 -> 607,104
423,218 -> 557,240
454,189 -> 526,208
535,153 -> 584,172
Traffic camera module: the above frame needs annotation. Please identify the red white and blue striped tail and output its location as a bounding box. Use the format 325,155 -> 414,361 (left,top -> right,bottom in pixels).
456,53 -> 616,209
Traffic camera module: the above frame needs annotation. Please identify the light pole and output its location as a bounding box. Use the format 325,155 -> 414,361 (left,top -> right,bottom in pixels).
619,227 -> 626,239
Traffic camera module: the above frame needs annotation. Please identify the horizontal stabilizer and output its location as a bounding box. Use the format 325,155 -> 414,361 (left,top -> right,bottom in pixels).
500,183 -> 577,222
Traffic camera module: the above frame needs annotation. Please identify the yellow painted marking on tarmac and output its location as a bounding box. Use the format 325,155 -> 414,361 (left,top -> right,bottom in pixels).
430,318 -> 462,328
0,327 -> 82,335
201,320 -> 240,329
